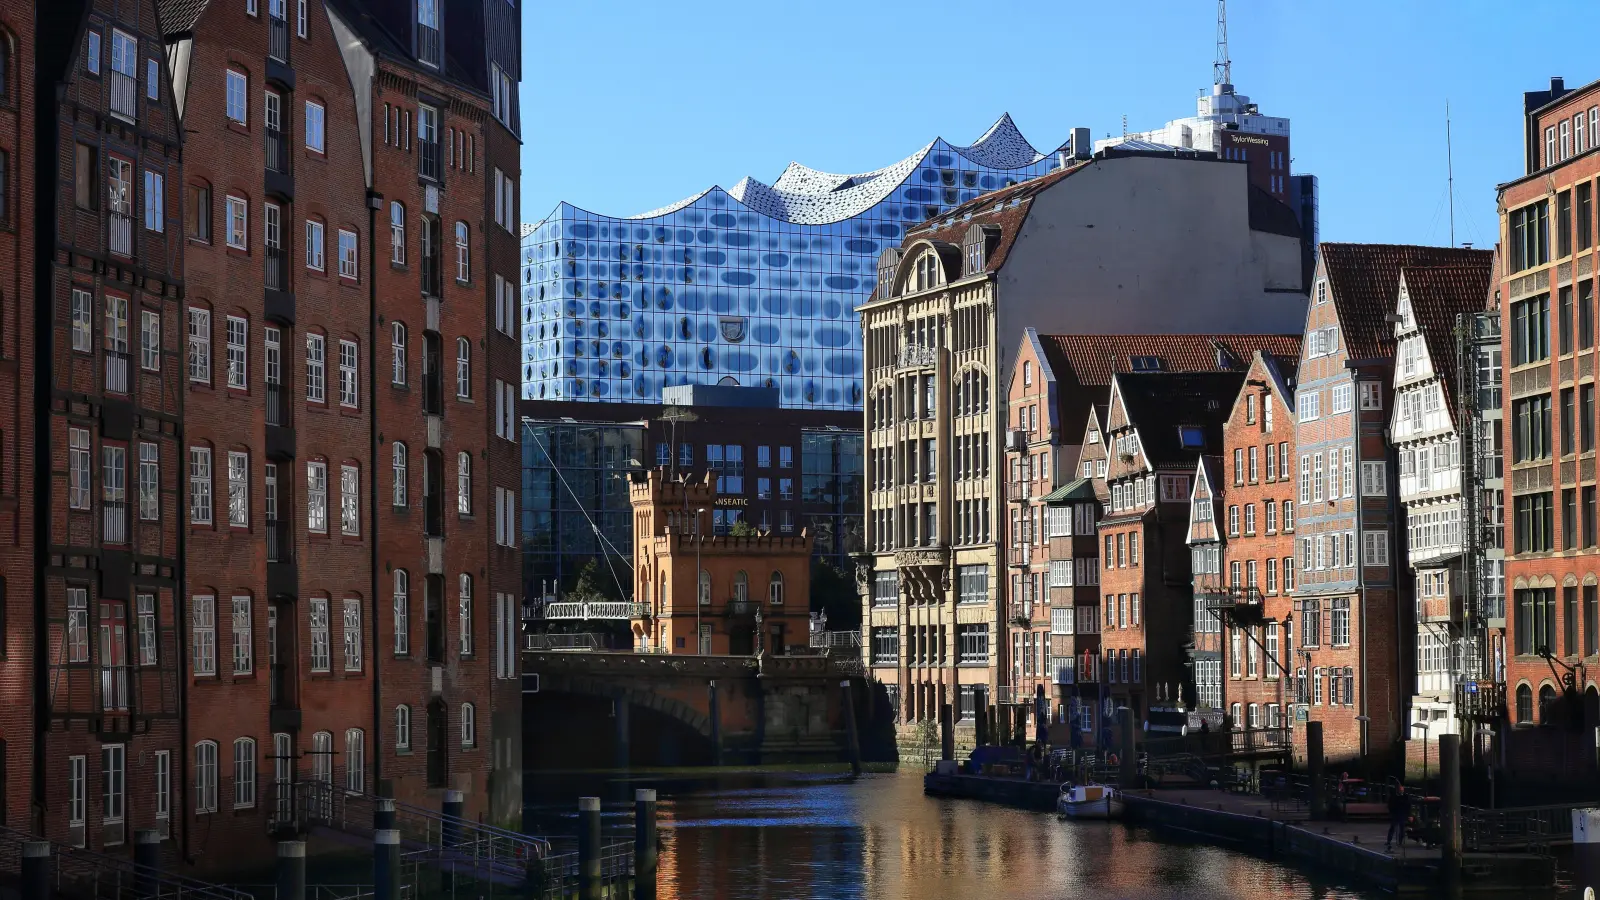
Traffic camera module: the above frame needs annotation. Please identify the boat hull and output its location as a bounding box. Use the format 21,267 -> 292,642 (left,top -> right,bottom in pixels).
1055,786 -> 1124,820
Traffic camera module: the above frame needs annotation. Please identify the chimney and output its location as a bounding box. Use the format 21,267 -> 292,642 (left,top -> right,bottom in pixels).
1552,76 -> 1566,95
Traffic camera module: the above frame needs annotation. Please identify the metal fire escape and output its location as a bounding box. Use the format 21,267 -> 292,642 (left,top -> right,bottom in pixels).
1455,310 -> 1507,740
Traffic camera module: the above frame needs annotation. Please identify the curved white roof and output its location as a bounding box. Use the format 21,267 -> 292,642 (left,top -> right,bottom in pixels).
605,114 -> 1058,226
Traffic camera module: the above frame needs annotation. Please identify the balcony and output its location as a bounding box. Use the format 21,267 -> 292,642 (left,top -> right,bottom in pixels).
1202,586 -> 1265,626
266,519 -> 297,598
110,71 -> 137,121
104,351 -> 128,395
1417,593 -> 1464,624
1230,727 -> 1291,754
420,140 -> 442,183
102,500 -> 127,545
265,128 -> 294,200
1009,602 -> 1033,627
1456,680 -> 1506,722
268,14 -> 290,64
422,371 -> 443,416
1008,543 -> 1032,567
109,211 -> 133,257
897,343 -> 937,370
417,23 -> 441,68
99,664 -> 129,712
423,492 -> 443,538
724,600 -> 759,620
265,384 -> 295,459
1006,480 -> 1033,503
269,663 -> 301,732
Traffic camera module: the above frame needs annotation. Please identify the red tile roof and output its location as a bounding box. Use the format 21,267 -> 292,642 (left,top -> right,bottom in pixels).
904,164 -> 1084,274
1399,263 -> 1495,408
1318,244 -> 1495,361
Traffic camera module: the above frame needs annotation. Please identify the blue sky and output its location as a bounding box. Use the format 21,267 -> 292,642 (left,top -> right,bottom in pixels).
522,1 -> 1596,251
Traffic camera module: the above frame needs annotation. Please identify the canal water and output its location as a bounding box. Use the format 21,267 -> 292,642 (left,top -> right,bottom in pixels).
526,768 -> 1579,899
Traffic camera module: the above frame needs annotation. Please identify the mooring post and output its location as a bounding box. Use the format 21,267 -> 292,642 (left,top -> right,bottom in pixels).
1440,732 -> 1462,880
20,842 -> 48,900
939,703 -> 955,762
578,797 -> 602,900
634,789 -> 658,900
840,680 -> 863,776
375,796 -> 395,831
373,829 -> 400,900
1120,711 -> 1136,788
275,841 -> 306,900
1575,808 -> 1600,894
708,680 -> 723,766
1307,721 -> 1326,820
441,789 -> 464,848
134,828 -> 160,897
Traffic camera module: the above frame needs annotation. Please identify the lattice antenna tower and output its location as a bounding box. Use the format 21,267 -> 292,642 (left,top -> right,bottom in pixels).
1214,0 -> 1232,89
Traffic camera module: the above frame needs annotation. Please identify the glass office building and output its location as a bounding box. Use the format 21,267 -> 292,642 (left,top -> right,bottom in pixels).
522,421 -> 646,597
522,115 -> 1070,410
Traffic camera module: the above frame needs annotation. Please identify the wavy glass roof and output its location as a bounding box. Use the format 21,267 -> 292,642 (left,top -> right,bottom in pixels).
522,115 -> 1066,410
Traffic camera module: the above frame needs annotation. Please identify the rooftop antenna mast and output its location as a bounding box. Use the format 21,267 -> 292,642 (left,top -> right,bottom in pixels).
1447,99 -> 1457,247
1213,0 -> 1232,89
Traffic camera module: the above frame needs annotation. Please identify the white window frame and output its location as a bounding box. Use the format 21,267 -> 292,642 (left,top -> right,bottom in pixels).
395,706 -> 412,750
225,70 -> 247,124
227,450 -> 248,527
231,594 -> 253,674
393,570 -> 410,655
142,170 -> 164,232
305,219 -> 325,270
1362,530 -> 1389,567
338,229 -> 358,279
308,597 -> 330,672
454,221 -> 469,282
390,202 -> 406,264
458,574 -> 472,656
306,460 -> 327,533
232,738 -> 256,809
304,100 -> 325,153
338,339 -> 358,408
461,703 -> 476,748
72,288 -> 93,353
342,597 -> 362,671
305,333 -> 325,402
390,322 -> 407,385
225,315 -> 248,389
193,741 -> 217,814
69,427 -> 91,509
140,309 -> 161,370
344,729 -> 364,793
340,464 -> 359,536
456,337 -> 471,398
392,442 -> 408,507
188,307 -> 211,382
189,446 -> 213,524
192,594 -> 216,676
225,195 -> 247,249
456,451 -> 471,515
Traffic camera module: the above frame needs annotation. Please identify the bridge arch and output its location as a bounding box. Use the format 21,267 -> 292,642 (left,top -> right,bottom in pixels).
539,672 -> 714,739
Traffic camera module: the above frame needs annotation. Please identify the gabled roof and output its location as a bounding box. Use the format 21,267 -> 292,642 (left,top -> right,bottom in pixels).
1039,333 -> 1303,388
904,164 -> 1083,275
1318,244 -> 1495,361
1398,262 -> 1495,406
156,0 -> 209,34
1042,479 -> 1098,503
1113,371 -> 1248,468
1188,455 -> 1224,545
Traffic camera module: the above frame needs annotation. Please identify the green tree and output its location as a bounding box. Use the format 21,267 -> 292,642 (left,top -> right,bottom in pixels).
728,520 -> 759,538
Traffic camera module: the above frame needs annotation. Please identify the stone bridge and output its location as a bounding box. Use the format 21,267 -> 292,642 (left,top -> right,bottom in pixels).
521,650 -> 895,768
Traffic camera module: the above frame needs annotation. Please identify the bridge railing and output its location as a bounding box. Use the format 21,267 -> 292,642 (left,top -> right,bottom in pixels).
0,823 -> 252,900
810,630 -> 861,649
524,633 -> 604,652
540,601 -> 648,621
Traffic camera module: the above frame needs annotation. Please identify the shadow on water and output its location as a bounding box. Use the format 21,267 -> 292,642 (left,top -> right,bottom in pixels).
525,768 -> 1585,899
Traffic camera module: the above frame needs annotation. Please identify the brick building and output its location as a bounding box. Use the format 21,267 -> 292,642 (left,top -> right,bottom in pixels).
629,470 -> 813,656
1498,76 -> 1600,765
1097,371 -> 1243,741
1191,350 -> 1300,741
1004,332 -> 1301,739
0,0 -> 35,831
31,0 -> 189,856
1293,242 -> 1489,769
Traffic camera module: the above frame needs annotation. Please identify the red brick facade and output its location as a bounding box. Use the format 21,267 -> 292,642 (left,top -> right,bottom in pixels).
35,0 -> 188,859
1499,77 -> 1600,749
0,0 -> 36,833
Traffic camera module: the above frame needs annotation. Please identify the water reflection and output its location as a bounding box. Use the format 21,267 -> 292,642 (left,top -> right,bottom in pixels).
524,770 -> 1560,900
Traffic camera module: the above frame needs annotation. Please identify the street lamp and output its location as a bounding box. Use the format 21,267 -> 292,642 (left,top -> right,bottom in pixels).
754,608 -> 764,657
1411,720 -> 1431,784
695,507 -> 706,655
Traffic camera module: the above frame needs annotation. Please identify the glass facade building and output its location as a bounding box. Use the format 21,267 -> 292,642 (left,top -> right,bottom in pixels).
522,421 -> 646,597
521,115 -> 1070,410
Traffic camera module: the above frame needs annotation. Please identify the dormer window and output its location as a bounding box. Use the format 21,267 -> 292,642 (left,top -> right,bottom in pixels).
1130,355 -> 1162,372
1178,426 -> 1205,449
416,0 -> 441,67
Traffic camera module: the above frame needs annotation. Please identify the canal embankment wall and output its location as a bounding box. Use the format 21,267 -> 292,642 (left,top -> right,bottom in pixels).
922,772 -> 1555,894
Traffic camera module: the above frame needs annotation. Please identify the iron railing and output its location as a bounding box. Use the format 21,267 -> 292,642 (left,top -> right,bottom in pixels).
416,25 -> 441,68
523,633 -> 603,652
104,350 -> 129,394
268,14 -> 290,64
266,384 -> 290,428
540,601 -> 648,621
110,71 -> 138,120
99,663 -> 129,711
265,245 -> 289,292
0,823 -> 251,900
419,140 -> 441,182
265,127 -> 291,175
810,630 -> 861,649
109,212 -> 133,257
102,499 -> 128,545
266,518 -> 291,563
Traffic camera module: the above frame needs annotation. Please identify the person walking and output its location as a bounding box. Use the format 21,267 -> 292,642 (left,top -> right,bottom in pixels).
1386,784 -> 1411,852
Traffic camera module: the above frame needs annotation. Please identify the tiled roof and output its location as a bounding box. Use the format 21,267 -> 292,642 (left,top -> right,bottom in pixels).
1115,372 -> 1248,467
1400,263 -> 1495,408
1318,244 -> 1495,362
1042,479 -> 1097,503
1039,333 -> 1303,389
156,0 -> 210,33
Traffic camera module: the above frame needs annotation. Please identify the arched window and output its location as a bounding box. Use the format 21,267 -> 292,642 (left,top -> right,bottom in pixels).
455,337 -> 470,398
344,728 -> 364,792
769,571 -> 785,605
392,569 -> 409,655
390,321 -> 406,385
733,571 -> 748,603
390,201 -> 405,264
232,737 -> 257,809
461,702 -> 476,748
1539,684 -> 1559,724
458,573 -> 472,656
456,451 -> 471,515
697,570 -> 710,605
194,740 -> 218,813
391,442 -> 407,507
395,705 -> 412,750
1516,683 -> 1533,724
454,221 -> 469,282
309,731 -> 332,815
